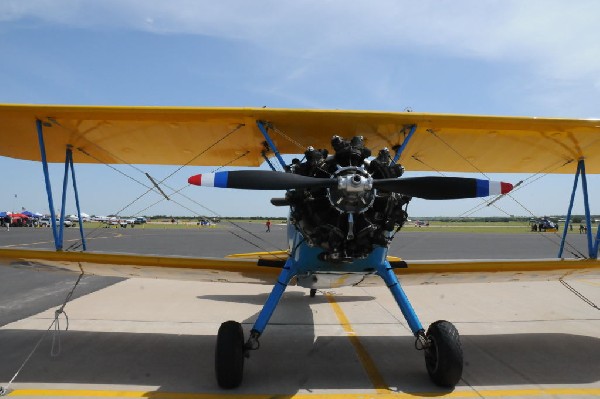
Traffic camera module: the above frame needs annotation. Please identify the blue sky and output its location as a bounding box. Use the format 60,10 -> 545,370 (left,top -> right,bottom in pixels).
1,1 -> 599,218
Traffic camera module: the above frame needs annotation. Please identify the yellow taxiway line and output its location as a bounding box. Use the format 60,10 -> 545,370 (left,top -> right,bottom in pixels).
325,292 -> 390,394
7,388 -> 600,398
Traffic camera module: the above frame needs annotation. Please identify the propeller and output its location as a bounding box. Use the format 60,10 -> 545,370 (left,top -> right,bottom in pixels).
188,170 -> 336,190
188,171 -> 513,199
373,176 -> 513,200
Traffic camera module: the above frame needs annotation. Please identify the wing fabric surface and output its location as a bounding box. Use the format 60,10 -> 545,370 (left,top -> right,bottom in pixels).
1,248 -> 598,286
1,104 -> 600,173
0,248 -> 281,284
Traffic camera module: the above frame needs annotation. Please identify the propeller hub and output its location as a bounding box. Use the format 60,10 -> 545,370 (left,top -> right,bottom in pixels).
337,173 -> 373,192
328,167 -> 375,213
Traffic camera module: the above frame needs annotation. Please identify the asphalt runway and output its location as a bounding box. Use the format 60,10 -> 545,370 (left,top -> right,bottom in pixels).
0,222 -> 592,259
0,225 -> 599,398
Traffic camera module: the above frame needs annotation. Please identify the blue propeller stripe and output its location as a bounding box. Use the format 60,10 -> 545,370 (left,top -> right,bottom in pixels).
475,179 -> 488,197
214,172 -> 229,188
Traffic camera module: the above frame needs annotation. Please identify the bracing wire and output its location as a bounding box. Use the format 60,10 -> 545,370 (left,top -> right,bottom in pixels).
0,266 -> 84,395
421,131 -> 587,259
559,278 -> 600,311
68,132 -> 286,256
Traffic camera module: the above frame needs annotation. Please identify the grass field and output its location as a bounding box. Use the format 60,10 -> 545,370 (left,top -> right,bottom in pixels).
71,219 -> 594,235
401,220 -> 533,234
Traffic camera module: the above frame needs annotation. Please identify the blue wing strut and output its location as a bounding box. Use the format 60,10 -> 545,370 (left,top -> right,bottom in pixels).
36,119 -> 87,251
558,159 -> 599,259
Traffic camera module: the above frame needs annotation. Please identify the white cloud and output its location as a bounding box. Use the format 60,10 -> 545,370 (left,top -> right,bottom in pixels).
2,0 -> 600,116
3,1 -> 600,82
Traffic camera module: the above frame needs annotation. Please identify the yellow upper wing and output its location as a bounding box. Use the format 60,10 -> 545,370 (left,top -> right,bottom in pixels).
1,104 -> 600,173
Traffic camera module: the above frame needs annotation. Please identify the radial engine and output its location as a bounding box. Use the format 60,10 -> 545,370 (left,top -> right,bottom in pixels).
284,136 -> 410,261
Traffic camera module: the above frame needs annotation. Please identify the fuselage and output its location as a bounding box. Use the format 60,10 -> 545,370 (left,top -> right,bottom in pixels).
287,216 -> 389,289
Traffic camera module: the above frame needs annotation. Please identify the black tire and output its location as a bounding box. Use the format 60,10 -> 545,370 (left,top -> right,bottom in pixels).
310,289 -> 317,298
424,320 -> 463,387
215,321 -> 245,389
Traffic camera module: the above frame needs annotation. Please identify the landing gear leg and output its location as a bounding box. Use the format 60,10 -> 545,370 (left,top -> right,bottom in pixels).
214,258 -> 297,389
377,260 -> 463,387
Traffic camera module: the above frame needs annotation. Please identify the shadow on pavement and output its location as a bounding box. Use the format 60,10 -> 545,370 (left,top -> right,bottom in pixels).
1,328 -> 598,394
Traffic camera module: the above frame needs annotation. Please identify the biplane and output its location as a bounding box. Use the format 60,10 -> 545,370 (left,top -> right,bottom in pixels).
0,104 -> 599,389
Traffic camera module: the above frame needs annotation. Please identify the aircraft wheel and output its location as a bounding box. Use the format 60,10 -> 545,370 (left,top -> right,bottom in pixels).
424,320 -> 463,387
215,320 -> 245,389
310,288 -> 317,297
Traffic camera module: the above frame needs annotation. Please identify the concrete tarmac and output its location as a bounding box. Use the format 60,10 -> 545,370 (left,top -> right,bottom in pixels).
0,225 -> 599,398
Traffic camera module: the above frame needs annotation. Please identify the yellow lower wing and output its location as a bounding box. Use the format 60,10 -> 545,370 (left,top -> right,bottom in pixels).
0,248 -> 279,284
1,248 -> 599,285
226,250 -> 289,260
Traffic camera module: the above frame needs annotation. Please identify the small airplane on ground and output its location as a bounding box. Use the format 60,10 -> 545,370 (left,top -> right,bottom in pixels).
530,217 -> 559,232
0,105 -> 599,390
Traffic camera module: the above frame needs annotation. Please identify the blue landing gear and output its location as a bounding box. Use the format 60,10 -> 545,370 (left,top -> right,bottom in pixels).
215,258 -> 463,389
377,260 -> 463,388
215,258 -> 297,389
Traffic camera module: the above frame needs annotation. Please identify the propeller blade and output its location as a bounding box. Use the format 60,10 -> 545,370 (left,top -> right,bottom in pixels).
188,170 -> 336,190
373,177 -> 513,200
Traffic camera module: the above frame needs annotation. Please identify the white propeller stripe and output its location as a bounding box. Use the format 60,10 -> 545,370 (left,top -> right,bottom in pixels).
488,181 -> 501,195
202,174 -> 215,187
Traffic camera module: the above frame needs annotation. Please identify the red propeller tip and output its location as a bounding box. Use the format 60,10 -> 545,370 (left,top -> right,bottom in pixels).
188,174 -> 201,186
501,182 -> 513,194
